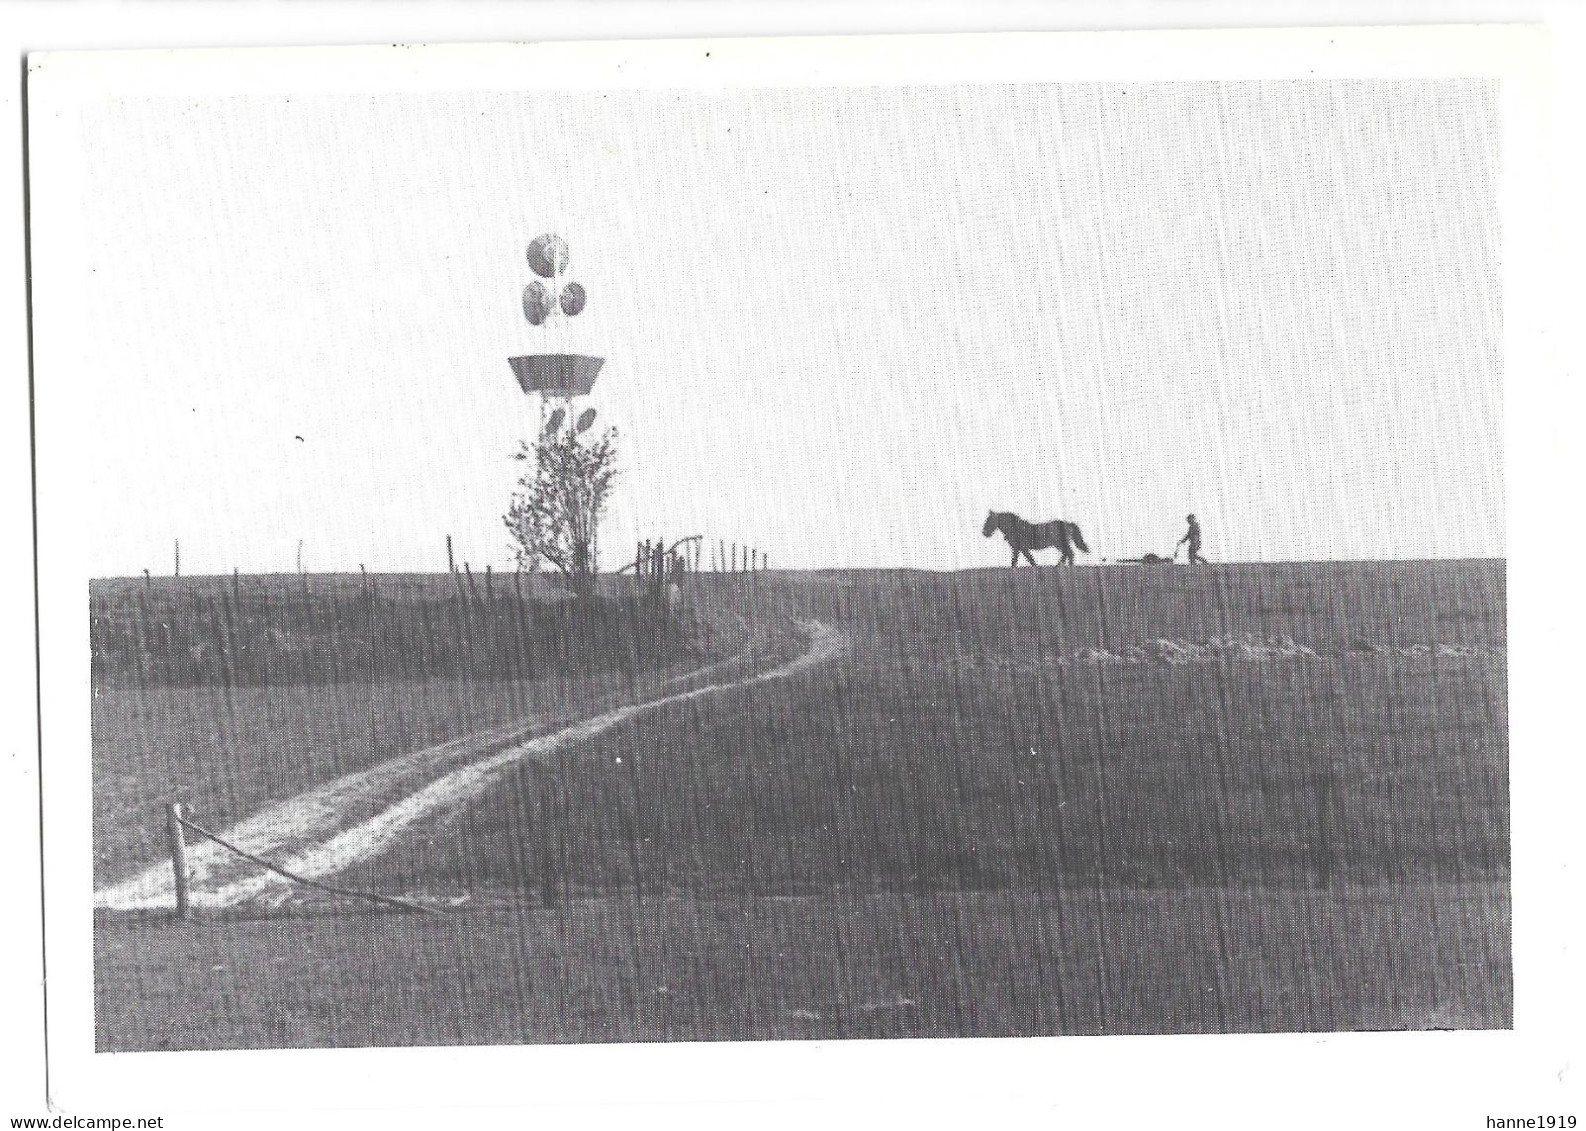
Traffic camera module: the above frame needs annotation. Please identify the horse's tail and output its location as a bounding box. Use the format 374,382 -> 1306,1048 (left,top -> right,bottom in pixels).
1067,523 -> 1090,553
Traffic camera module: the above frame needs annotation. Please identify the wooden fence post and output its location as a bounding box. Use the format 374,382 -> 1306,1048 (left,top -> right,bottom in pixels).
446,535 -> 455,573
165,802 -> 191,920
174,539 -> 181,578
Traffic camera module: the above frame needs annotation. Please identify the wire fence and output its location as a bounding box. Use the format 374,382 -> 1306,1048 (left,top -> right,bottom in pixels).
151,533 -> 773,582
173,807 -> 444,916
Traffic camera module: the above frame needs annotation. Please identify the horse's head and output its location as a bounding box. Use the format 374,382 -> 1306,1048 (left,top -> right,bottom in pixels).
982,511 -> 1000,538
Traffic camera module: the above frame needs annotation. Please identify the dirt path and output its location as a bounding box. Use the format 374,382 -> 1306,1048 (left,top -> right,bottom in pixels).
96,620 -> 845,912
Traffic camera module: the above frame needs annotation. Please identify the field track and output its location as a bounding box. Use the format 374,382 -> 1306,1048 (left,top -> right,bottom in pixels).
95,621 -> 844,911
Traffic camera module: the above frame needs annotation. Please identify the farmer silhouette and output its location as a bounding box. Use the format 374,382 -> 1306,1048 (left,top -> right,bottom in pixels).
1177,514 -> 1207,564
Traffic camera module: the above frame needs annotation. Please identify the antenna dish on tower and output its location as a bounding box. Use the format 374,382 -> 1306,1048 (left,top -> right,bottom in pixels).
526,233 -> 570,279
522,281 -> 553,326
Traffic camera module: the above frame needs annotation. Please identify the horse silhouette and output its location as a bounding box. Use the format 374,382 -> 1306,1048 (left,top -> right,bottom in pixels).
982,510 -> 1090,567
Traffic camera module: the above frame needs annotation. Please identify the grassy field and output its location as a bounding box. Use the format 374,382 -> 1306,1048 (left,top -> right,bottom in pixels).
93,561 -> 1509,1048
94,671 -> 653,884
91,571 -> 716,881
96,883 -> 1506,1047
91,571 -> 685,687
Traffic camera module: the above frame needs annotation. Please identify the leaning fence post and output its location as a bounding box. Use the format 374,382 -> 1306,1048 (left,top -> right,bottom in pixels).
165,802 -> 191,920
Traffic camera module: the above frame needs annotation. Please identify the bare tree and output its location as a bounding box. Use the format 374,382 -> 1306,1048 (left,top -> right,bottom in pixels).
503,425 -> 618,596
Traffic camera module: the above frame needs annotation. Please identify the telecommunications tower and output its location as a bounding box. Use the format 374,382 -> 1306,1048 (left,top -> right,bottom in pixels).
508,232 -> 604,436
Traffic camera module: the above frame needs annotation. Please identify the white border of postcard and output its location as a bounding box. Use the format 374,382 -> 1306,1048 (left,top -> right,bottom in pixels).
26,25 -> 1569,1128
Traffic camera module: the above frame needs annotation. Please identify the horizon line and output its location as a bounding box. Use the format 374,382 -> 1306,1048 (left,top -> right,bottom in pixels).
89,557 -> 1508,583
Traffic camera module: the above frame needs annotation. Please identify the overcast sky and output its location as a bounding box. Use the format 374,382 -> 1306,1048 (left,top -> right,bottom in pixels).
76,79 -> 1501,575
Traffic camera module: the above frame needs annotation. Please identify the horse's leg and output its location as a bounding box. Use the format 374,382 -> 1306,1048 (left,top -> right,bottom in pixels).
1022,548 -> 1038,567
1011,544 -> 1022,568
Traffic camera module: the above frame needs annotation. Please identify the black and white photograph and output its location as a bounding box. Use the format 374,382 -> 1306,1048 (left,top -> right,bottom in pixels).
16,23 -> 1576,1129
